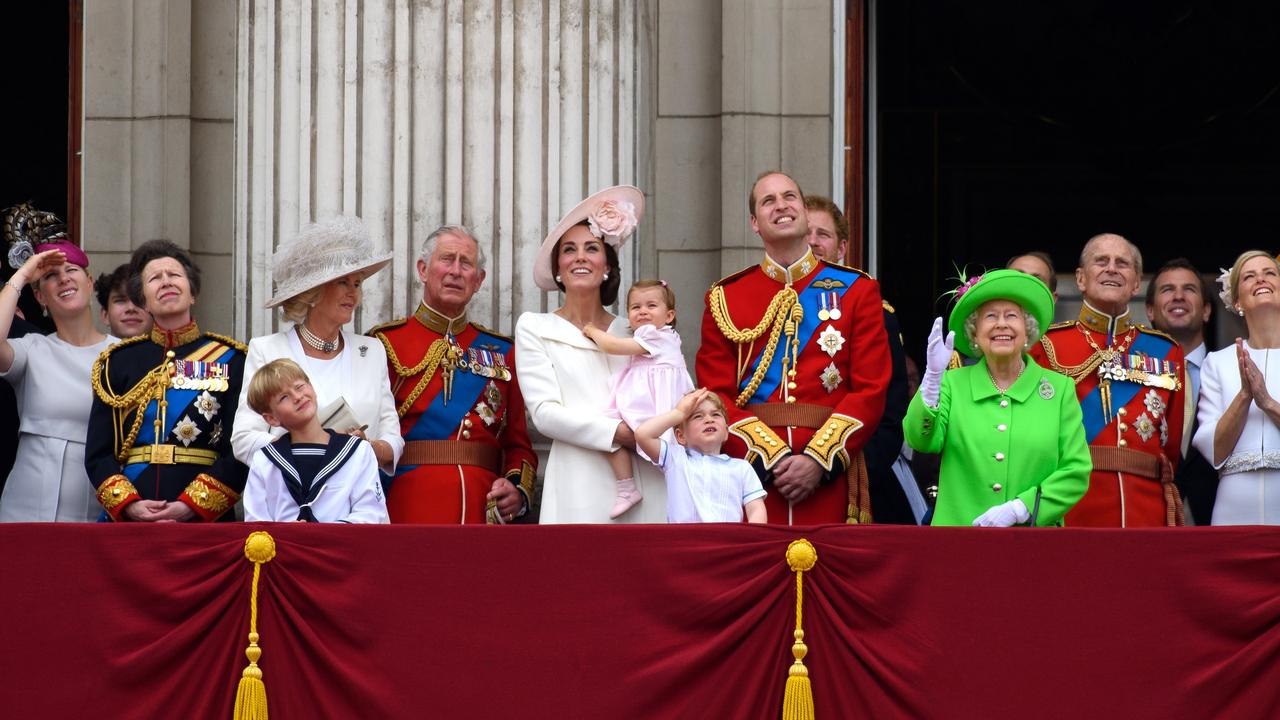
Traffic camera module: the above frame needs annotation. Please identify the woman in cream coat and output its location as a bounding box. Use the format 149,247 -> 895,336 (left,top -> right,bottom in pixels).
515,186 -> 666,523
231,217 -> 403,473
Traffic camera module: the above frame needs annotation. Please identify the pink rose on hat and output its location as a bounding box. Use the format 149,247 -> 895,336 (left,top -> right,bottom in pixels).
587,199 -> 638,245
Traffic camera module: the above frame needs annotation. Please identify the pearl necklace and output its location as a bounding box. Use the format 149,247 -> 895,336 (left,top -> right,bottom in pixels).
299,324 -> 340,354
989,361 -> 1026,394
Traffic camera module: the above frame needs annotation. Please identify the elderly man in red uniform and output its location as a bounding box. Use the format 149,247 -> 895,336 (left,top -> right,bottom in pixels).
1030,233 -> 1186,526
696,171 -> 892,524
371,225 -> 536,524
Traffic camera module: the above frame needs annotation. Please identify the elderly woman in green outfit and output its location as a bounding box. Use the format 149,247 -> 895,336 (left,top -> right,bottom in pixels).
905,269 -> 1091,526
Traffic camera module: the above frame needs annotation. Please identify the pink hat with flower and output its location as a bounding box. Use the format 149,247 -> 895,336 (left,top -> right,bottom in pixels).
533,185 -> 644,292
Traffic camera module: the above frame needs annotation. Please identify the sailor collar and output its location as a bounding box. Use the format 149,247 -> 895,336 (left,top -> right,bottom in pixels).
150,320 -> 201,349
760,248 -> 818,286
1077,300 -> 1132,337
414,302 -> 468,336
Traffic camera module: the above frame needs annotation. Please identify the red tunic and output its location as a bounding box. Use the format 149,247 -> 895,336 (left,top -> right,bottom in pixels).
1029,305 -> 1187,527
695,250 -> 891,525
372,304 -> 537,524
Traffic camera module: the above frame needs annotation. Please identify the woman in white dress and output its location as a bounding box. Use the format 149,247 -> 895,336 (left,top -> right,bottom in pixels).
515,186 -> 667,523
0,205 -> 116,521
1194,250 -> 1280,524
231,216 -> 403,473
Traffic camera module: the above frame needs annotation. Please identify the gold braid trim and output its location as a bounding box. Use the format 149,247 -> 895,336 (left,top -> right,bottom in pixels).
91,345 -> 175,463
375,331 -> 450,418
203,332 -> 248,353
709,285 -> 801,407
1038,333 -> 1104,384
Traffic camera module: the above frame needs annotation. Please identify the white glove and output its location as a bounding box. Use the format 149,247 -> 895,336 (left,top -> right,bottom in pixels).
920,317 -> 954,408
972,498 -> 1031,527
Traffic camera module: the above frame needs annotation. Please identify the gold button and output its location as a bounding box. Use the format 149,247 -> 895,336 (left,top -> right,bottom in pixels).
787,382 -> 797,390
111,488 -> 122,497
997,424 -> 1007,432
464,418 -> 473,428
1118,439 -> 1127,447
769,440 -> 779,446
994,452 -> 1005,461
817,439 -> 826,446
1118,423 -> 1127,432
1000,400 -> 1009,408
1118,407 -> 1127,417
786,397 -> 797,403
756,428 -> 766,435
462,430 -> 471,439
992,483 -> 1002,492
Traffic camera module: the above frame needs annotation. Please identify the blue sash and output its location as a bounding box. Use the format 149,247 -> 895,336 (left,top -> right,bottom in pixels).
123,344 -> 239,479
1080,332 -> 1176,442
397,331 -> 512,474
743,267 -> 860,404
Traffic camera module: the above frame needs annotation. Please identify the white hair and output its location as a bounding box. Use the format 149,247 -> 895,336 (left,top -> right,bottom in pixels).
963,309 -> 1042,353
419,224 -> 487,271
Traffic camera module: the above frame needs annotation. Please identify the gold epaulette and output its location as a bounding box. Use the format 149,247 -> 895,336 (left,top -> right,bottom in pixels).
1045,319 -> 1076,332
710,265 -> 757,288
818,258 -> 871,277
1135,324 -> 1178,345
882,299 -> 896,314
947,350 -> 963,370
367,317 -> 408,336
203,332 -> 248,353
471,321 -> 512,342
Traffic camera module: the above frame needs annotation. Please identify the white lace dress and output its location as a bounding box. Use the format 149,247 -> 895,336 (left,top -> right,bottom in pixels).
1193,341 -> 1280,525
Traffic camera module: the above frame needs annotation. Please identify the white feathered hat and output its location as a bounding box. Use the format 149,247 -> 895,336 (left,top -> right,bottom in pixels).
265,216 -> 394,308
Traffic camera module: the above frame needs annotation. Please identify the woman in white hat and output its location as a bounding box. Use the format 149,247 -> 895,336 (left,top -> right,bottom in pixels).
231,216 -> 403,473
514,186 -> 667,523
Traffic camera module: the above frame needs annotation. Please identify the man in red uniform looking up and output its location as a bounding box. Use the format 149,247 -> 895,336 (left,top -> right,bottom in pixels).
695,171 -> 891,524
371,225 -> 536,524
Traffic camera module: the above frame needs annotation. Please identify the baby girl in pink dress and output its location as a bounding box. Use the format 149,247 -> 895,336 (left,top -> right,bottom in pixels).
583,280 -> 694,517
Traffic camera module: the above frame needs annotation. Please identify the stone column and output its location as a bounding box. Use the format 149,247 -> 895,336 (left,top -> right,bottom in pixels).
82,0 -> 237,330
236,0 -> 650,340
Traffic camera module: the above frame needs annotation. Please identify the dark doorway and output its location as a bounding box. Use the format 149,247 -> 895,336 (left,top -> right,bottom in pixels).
874,1 -> 1280,362
1,2 -> 73,324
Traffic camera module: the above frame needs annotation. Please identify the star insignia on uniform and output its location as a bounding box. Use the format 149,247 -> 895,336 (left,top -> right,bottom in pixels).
485,381 -> 502,410
817,325 -> 845,357
172,415 -> 202,447
820,362 -> 842,393
1159,416 -> 1169,447
194,391 -> 221,422
799,259 -> 812,276
209,422 -> 223,447
1134,412 -> 1156,443
765,265 -> 779,280
474,402 -> 497,426
1143,389 -> 1165,419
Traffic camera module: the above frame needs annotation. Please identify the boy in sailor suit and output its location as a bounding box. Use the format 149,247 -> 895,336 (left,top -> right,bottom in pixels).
242,359 -> 388,523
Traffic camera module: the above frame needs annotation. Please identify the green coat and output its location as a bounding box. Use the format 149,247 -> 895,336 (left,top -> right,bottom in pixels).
904,356 -> 1091,526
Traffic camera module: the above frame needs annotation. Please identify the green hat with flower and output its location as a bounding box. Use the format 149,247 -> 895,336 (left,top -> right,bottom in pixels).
948,268 -> 1053,358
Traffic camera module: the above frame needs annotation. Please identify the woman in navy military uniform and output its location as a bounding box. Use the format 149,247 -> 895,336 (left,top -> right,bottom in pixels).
85,240 -> 247,522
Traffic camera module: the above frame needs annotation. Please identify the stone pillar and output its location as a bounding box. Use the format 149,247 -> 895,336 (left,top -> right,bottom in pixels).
82,0 -> 237,331
236,0 -> 650,340
648,0 -> 833,370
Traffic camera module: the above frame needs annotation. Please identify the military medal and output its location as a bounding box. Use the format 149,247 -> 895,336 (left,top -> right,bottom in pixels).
827,291 -> 842,320
817,293 -> 830,322
817,325 -> 845,357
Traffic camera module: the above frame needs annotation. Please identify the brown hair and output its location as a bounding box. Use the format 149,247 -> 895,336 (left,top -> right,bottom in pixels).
1144,257 -> 1210,308
247,358 -> 311,415
1006,250 -> 1058,294
626,279 -> 677,327
549,221 -> 622,306
748,170 -> 805,217
127,239 -> 202,308
803,195 -> 849,243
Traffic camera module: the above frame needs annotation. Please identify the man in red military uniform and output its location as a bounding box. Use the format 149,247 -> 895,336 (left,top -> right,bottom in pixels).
696,171 -> 892,525
1029,233 -> 1187,526
370,225 -> 536,524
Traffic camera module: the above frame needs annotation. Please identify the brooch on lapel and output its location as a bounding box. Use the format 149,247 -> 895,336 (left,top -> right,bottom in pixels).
1038,378 -> 1054,400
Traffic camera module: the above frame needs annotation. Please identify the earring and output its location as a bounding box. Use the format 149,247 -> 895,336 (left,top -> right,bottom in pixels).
41,305 -> 48,317
554,275 -> 562,283
603,273 -> 610,281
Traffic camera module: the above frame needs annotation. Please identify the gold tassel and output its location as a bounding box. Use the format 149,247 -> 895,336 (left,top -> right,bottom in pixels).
234,531 -> 276,720
782,539 -> 818,720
